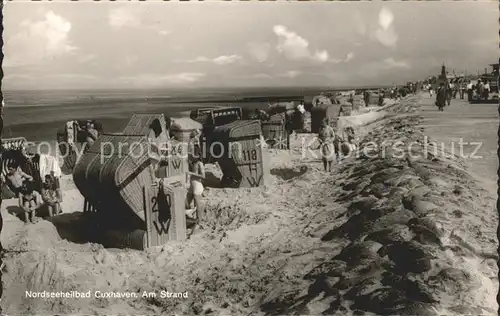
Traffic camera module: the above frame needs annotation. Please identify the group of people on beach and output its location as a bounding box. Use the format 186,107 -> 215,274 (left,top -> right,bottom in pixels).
2,164 -> 61,224
434,77 -> 493,111
430,78 -> 493,107
469,79 -> 492,101
148,102 -> 359,233
449,78 -> 490,101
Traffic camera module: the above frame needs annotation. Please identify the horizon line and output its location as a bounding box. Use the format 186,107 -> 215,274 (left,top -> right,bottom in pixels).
3,84 -> 396,92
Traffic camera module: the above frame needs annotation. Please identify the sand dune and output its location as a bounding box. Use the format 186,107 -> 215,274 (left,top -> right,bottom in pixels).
0,94 -> 496,315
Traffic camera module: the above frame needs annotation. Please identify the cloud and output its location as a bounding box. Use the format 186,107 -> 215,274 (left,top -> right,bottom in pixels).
354,58 -> 411,81
4,10 -> 77,67
118,73 -> 206,86
108,7 -> 140,29
125,55 -> 138,66
280,70 -> 301,78
371,8 -> 398,48
379,8 -> 394,29
242,71 -> 301,80
43,73 -> 99,80
212,55 -> 243,65
353,11 -> 367,36
468,37 -> 497,48
108,7 -> 171,36
176,55 -> 242,65
374,28 -> 398,48
383,58 -> 410,69
162,72 -> 205,84
329,52 -> 355,64
158,30 -> 171,36
244,73 -> 273,80
177,56 -> 210,63
4,73 -> 100,90
3,74 -> 35,81
78,54 -> 97,64
248,42 -> 271,63
314,50 -> 329,63
273,25 -> 329,63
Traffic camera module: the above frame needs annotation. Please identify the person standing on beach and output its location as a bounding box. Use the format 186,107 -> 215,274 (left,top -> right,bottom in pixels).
256,109 -> 269,121
475,79 -> 484,100
483,80 -> 490,100
467,80 -> 474,102
452,80 -> 459,99
148,119 -> 169,156
445,82 -> 452,106
86,122 -> 99,146
189,128 -> 202,149
76,121 -> 99,153
296,101 -> 306,115
318,118 -> 335,172
459,79 -> 465,100
436,82 -> 447,111
185,146 -> 206,229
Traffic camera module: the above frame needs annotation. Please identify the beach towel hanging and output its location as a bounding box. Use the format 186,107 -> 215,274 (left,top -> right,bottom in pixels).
39,154 -> 62,179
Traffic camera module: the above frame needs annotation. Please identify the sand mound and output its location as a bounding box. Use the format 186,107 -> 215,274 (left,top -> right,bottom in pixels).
263,102 -> 497,315
8,221 -> 62,252
2,95 -> 497,315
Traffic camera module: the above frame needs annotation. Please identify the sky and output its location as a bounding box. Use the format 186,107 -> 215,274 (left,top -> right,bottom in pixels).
3,1 -> 498,90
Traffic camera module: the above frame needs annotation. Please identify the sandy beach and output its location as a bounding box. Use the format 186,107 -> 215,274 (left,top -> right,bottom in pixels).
419,94 -> 498,192
0,93 -> 497,315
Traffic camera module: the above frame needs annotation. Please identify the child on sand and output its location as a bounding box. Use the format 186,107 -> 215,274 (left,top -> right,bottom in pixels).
19,183 -> 43,224
41,175 -> 61,217
341,127 -> 357,158
318,118 -> 336,172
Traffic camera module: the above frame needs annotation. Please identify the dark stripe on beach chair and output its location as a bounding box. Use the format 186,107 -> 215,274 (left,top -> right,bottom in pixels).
116,158 -> 154,191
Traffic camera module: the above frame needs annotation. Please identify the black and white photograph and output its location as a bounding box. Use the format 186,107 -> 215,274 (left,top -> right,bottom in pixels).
0,1 -> 498,315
